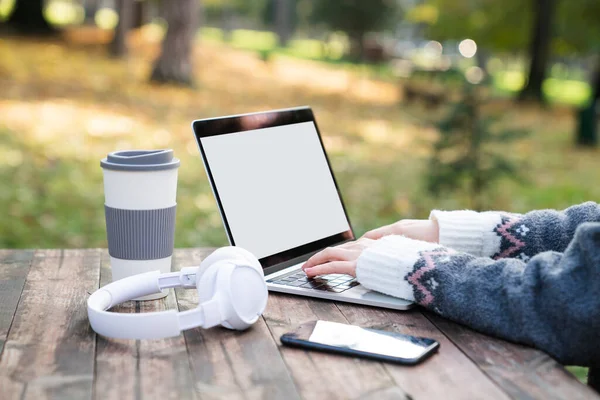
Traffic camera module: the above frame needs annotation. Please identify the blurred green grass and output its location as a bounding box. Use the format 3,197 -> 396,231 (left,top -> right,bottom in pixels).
567,366 -> 589,383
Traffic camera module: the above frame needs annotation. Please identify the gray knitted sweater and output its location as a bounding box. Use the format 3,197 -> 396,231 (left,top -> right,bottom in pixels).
356,202 -> 600,367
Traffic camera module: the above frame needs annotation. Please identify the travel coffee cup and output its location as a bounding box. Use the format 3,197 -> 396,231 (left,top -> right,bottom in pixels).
101,149 -> 180,300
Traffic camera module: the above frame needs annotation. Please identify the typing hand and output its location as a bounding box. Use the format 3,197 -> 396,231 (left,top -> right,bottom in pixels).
302,238 -> 375,278
362,219 -> 439,242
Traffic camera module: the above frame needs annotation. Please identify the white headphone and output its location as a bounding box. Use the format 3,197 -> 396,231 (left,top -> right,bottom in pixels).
87,247 -> 268,339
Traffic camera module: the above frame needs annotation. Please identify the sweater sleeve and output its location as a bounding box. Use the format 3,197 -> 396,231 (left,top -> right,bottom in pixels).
429,201 -> 600,259
356,222 -> 600,367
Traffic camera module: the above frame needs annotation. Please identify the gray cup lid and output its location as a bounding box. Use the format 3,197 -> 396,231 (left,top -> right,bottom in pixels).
101,149 -> 180,171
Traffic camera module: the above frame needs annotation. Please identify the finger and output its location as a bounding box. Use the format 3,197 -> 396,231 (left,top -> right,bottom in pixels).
304,261 -> 356,277
362,224 -> 398,239
398,219 -> 420,225
303,247 -> 352,270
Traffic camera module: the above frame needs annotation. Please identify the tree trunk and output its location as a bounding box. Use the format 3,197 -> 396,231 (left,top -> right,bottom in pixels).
83,0 -> 99,24
150,0 -> 199,86
518,0 -> 556,103
475,48 -> 490,83
275,0 -> 292,47
576,62 -> 600,147
132,0 -> 149,29
7,0 -> 57,35
110,0 -> 135,57
348,31 -> 364,62
221,4 -> 234,42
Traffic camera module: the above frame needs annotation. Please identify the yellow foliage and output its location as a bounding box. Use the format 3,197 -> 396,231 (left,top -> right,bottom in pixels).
407,4 -> 439,24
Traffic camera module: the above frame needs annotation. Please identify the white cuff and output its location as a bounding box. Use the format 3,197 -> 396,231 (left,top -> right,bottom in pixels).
429,210 -> 502,257
356,235 -> 440,301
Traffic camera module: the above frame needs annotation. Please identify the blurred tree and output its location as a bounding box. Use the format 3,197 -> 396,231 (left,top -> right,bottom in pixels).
424,0 -> 599,58
310,0 -> 399,61
220,1 -> 234,41
6,0 -> 56,34
111,0 -> 152,57
554,0 -> 600,56
427,87 -> 527,210
423,0 -> 530,52
132,0 -> 150,29
83,0 -> 99,24
150,0 -> 199,86
204,0 -> 269,40
518,0 -> 556,103
110,0 -> 135,57
261,0 -> 296,46
424,0 -> 592,104
576,62 -> 599,147
420,0 -> 530,82
274,0 -> 292,46
565,0 -> 600,146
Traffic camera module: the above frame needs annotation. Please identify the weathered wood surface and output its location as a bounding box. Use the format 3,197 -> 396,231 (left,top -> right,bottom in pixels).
0,249 -> 100,399
173,249 -> 299,400
94,251 -> 198,400
425,312 -> 600,400
336,303 -> 511,400
0,249 -> 34,355
0,248 -> 597,400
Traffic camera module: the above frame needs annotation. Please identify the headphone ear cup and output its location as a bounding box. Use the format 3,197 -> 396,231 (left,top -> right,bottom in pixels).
196,261 -> 221,304
199,247 -> 262,278
227,247 -> 263,275
195,247 -> 263,312
217,264 -> 268,330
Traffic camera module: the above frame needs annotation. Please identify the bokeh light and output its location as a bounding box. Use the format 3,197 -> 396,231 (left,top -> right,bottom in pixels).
465,66 -> 484,84
458,39 -> 477,58
94,7 -> 118,30
424,40 -> 443,56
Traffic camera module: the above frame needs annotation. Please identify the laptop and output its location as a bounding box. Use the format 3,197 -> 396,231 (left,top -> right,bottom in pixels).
191,106 -> 413,310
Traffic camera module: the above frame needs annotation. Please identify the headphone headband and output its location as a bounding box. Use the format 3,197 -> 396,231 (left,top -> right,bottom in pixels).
87,269 -> 207,339
87,247 -> 268,340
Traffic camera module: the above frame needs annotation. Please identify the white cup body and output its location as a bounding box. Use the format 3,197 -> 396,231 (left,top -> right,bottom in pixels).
103,169 -> 178,210
103,168 -> 178,300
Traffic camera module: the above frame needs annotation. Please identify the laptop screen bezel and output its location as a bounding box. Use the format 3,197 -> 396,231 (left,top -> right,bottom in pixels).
192,106 -> 355,272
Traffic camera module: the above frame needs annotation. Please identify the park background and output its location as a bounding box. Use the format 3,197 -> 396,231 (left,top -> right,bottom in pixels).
0,0 -> 598,381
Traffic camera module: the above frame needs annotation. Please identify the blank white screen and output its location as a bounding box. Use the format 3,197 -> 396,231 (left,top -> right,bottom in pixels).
201,121 -> 350,259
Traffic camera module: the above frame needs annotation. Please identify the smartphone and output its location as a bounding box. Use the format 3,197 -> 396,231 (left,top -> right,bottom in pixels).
280,320 -> 439,365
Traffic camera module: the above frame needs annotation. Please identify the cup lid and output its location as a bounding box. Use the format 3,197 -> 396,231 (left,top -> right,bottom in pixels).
101,149 -> 180,171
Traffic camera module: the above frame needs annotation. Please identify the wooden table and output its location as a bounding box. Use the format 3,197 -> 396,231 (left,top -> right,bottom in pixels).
1,249 -> 598,400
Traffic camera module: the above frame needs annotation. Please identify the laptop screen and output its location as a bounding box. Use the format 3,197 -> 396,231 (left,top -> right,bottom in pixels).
193,108 -> 354,269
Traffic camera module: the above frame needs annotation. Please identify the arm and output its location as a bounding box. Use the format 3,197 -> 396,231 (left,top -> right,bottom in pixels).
431,201 -> 600,259
356,222 -> 600,367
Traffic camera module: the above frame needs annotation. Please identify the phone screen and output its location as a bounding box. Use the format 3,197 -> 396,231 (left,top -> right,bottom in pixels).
282,320 -> 439,363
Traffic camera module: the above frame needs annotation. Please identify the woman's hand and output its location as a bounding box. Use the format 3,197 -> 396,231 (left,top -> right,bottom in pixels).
302,219 -> 439,278
302,238 -> 376,278
363,219 -> 439,242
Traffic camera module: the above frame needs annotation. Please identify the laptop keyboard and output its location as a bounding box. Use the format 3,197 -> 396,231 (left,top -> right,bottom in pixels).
267,270 -> 359,293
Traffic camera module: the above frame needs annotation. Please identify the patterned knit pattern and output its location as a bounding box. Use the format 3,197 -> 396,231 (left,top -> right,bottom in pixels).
492,215 -> 527,259
356,202 -> 600,367
407,248 -> 453,308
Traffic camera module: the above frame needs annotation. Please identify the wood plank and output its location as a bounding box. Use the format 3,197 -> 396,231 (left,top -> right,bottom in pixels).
93,250 -> 197,400
173,248 -> 301,400
263,292 -> 407,400
0,249 -> 101,400
426,312 -> 600,400
0,249 -> 35,356
336,303 -> 511,400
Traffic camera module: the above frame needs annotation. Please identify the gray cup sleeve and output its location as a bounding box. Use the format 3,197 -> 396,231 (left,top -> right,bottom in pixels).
105,205 -> 177,260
